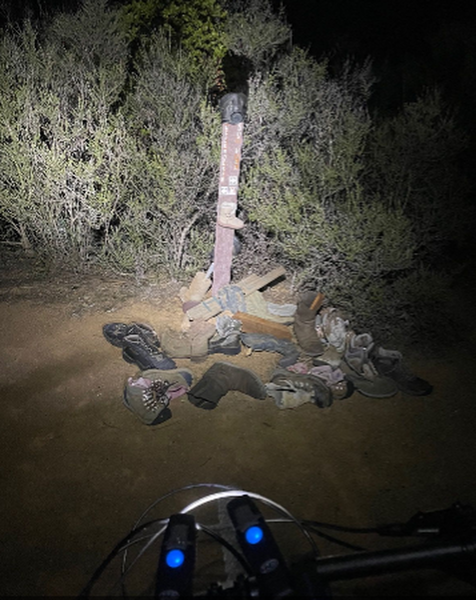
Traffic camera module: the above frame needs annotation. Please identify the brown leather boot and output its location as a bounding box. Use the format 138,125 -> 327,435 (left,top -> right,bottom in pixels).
293,291 -> 325,356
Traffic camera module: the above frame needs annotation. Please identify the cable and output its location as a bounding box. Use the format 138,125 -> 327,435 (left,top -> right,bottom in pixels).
302,522 -> 367,552
302,519 -> 378,535
78,518 -> 167,598
179,489 -> 320,557
121,484 -> 236,583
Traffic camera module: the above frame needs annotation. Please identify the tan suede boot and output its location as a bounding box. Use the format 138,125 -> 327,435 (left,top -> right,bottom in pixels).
160,322 -> 216,360
217,201 -> 244,229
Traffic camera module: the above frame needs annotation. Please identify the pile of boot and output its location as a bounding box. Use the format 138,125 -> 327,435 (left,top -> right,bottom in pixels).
291,291 -> 433,398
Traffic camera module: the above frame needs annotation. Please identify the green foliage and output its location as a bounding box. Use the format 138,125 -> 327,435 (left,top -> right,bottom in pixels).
0,0 -> 471,345
119,0 -> 227,83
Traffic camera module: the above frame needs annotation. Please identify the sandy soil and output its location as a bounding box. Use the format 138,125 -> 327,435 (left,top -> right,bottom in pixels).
1,264 -> 476,597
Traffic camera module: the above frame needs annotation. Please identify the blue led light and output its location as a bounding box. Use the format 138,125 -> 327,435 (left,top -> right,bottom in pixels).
166,549 -> 185,568
245,525 -> 264,545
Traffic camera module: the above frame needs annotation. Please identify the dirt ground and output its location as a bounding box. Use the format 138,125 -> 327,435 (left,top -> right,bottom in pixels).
1,261 -> 476,597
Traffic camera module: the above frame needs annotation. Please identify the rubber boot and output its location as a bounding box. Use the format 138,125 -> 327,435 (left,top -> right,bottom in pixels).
217,201 -> 244,229
293,291 -> 325,356
188,361 -> 267,410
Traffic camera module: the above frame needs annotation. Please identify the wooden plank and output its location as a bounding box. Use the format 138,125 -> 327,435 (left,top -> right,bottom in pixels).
185,297 -> 223,321
233,312 -> 293,340
186,265 -> 287,321
238,266 -> 286,295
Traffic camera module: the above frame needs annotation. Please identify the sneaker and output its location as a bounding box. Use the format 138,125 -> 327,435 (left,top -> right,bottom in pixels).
124,368 -> 192,425
103,322 -> 159,348
266,369 -> 333,409
122,334 -> 176,370
208,334 -> 242,355
240,333 -> 300,367
371,347 -> 433,396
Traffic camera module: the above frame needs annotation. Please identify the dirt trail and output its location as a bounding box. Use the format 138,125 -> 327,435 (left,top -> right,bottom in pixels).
1,269 -> 476,596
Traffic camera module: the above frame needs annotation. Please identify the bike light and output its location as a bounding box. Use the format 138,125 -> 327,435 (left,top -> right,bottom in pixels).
166,548 -> 185,568
245,525 -> 264,545
227,495 -> 293,597
156,514 -> 196,597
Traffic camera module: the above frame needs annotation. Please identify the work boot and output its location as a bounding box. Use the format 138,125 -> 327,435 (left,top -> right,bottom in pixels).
265,369 -> 332,409
188,361 -> 267,410
161,322 -> 216,360
293,291 -> 325,356
217,201 -> 244,229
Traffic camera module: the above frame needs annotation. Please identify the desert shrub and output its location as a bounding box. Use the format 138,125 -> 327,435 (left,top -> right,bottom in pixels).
105,30 -> 221,278
0,0 -> 131,265
0,0 -> 471,345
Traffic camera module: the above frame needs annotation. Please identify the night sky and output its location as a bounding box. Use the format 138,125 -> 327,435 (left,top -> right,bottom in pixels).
276,0 -> 476,60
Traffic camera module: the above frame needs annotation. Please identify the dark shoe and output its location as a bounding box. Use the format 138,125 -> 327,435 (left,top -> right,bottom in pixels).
208,315 -> 242,355
240,333 -> 300,367
342,333 -> 398,398
122,334 -> 176,370
124,368 -> 192,425
103,322 -> 160,348
188,361 -> 267,410
265,369 -> 332,409
293,291 -> 325,356
208,334 -> 242,355
371,347 -> 433,396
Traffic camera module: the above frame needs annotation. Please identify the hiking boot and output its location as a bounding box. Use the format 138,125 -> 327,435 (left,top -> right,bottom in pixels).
188,361 -> 267,410
293,291 -> 325,356
124,368 -> 193,425
122,334 -> 176,370
217,201 -> 245,229
370,347 -> 433,396
161,322 -> 216,360
208,314 -> 242,355
342,333 -> 398,398
266,369 -> 333,409
240,332 -> 300,367
208,334 -> 242,355
103,322 -> 159,348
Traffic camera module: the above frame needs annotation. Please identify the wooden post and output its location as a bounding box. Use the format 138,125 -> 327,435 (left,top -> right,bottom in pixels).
212,121 -> 244,295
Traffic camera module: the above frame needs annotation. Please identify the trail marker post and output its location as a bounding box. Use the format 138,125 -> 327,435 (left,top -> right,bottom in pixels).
212,93 -> 247,295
